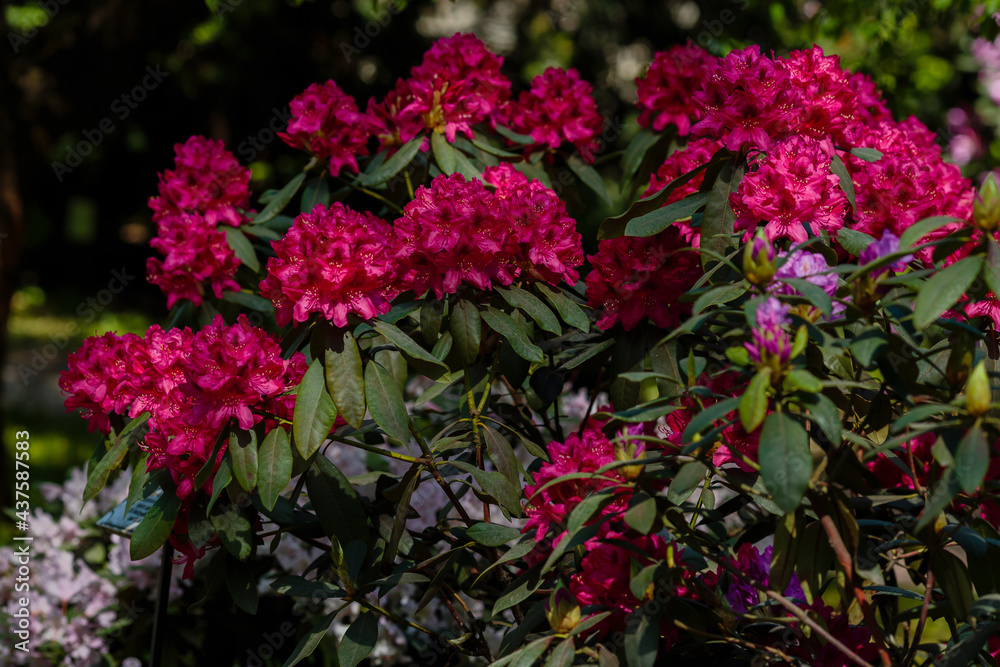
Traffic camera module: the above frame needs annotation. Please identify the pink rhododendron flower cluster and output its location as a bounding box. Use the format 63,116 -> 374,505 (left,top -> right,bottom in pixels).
635,42 -> 715,135
146,136 -> 251,308
497,67 -> 604,163
278,80 -> 372,177
260,203 -> 404,327
368,33 -> 509,149
585,226 -> 701,331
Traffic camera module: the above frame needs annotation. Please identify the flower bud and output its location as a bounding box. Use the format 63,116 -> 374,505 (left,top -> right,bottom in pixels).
546,587 -> 581,634
946,334 -> 975,388
965,361 -> 991,417
974,173 -> 1000,232
615,438 -> 645,481
743,232 -> 777,286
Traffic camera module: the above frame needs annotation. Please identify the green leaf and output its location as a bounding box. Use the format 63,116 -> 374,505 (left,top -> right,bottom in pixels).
623,492 -> 657,535
373,320 -> 448,379
850,147 -> 883,162
258,428 -> 292,512
357,135 -> 423,187
208,457 -> 232,514
431,132 -> 458,175
535,283 -> 589,332
450,298 -> 481,365
621,128 -> 661,183
567,154 -> 612,205
799,392 -> 842,446
914,256 -> 984,330
364,361 -> 411,443
229,429 -> 258,492
253,172 -> 306,224
624,191 -> 710,237
300,174 -> 330,213
271,575 -> 346,599
281,610 -> 338,667
496,285 -> 561,335
325,331 -> 366,429
934,549 -> 974,620
680,397 -> 741,444
86,412 -> 150,502
692,283 -> 747,315
780,277 -> 833,317
495,124 -> 535,144
482,307 -> 543,362
700,159 -> 745,270
836,228 -> 876,257
758,412 -> 812,514
129,489 -> 181,560
222,290 -> 275,314
482,424 -> 520,490
739,368 -> 771,433
956,424 -> 989,494
544,638 -> 576,667
784,369 -> 823,394
667,461 -> 707,504
898,215 -> 961,251
829,154 -> 856,211
339,612 -> 378,667
624,610 -> 658,667
307,455 -> 369,548
125,454 -> 150,512
293,359 -> 339,459
225,556 -> 258,614
211,501 -> 253,560
448,459 -> 523,517
915,469 -> 961,533
466,522 -> 522,547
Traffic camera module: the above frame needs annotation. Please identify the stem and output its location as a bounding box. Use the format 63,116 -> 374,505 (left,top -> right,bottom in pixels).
354,596 -> 466,648
329,434 -> 419,463
338,177 -> 403,214
899,571 -> 933,667
411,422 -> 476,528
464,365 -> 489,523
404,168 -> 415,200
818,513 -> 893,667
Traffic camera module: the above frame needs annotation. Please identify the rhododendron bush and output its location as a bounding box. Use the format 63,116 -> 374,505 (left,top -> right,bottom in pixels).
58,35 -> 1000,666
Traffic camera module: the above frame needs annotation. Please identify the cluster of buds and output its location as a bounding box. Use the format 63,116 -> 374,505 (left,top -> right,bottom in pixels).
745,297 -> 793,377
742,232 -> 777,287
974,173 -> 1000,233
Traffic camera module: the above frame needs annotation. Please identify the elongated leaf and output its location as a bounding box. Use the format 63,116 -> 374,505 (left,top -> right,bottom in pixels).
624,610 -> 658,667
482,307 -> 543,362
739,368 -> 770,433
364,361 -> 411,443
758,412 -> 812,513
373,320 -> 448,378
799,392 -> 842,446
851,147 -> 883,162
208,457 -> 232,514
211,501 -> 253,560
222,290 -> 275,314
308,456 -> 369,548
258,427 -> 292,511
130,489 -> 181,559
934,549 -> 974,620
448,459 -> 523,517
956,424 -> 989,494
325,331 -> 366,429
837,228 -> 876,256
621,128 -> 660,182
829,154 -> 856,211
496,286 -> 561,335
225,556 -> 258,614
567,155 -> 612,205
86,412 -> 150,502
357,135 -> 423,187
451,298 -> 481,365
680,397 -> 741,444
899,215 -> 961,250
254,172 -> 306,224
624,492 -> 657,535
915,468 -> 961,532
229,429 -> 258,492
293,359 -> 338,459
466,522 -> 522,547
700,159 -> 744,270
692,283 -> 747,315
431,132 -> 457,174
271,575 -> 346,599
339,612 -> 378,667
300,174 -> 330,213
282,610 -> 338,667
126,454 -> 150,512
482,424 -> 520,489
545,638 -> 576,667
914,256 -> 983,330
667,461 -> 707,505
625,191 -> 710,237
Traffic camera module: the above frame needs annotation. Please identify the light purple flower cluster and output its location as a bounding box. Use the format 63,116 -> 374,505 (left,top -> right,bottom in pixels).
859,230 -> 912,275
771,249 -> 843,318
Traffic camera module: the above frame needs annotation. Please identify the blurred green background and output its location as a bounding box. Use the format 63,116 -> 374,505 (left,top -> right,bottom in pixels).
3,0 -> 1000,510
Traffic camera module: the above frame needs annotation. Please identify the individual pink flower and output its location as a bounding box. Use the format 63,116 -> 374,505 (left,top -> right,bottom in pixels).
731,135 -> 848,243
260,203 -> 403,327
966,291 -> 1000,329
484,163 -> 584,286
691,45 -> 798,152
406,33 -> 510,142
585,226 -> 701,331
367,78 -> 425,152
278,80 -> 372,176
497,67 -> 604,163
394,174 -> 508,298
148,135 -> 251,222
635,43 -> 715,135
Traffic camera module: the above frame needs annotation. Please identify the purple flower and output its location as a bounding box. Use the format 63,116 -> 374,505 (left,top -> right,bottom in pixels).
745,298 -> 793,370
726,544 -> 805,614
772,250 -> 843,317
859,231 -> 912,273
755,297 -> 791,328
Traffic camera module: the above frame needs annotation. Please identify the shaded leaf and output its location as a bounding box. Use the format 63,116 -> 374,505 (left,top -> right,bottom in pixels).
258,427 -> 292,512
253,172 -> 306,224
364,361 -> 411,443
293,359 -> 338,459
758,412 -> 811,513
